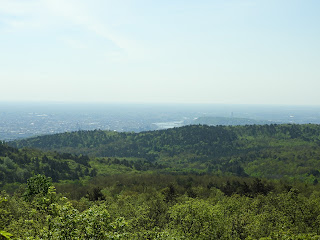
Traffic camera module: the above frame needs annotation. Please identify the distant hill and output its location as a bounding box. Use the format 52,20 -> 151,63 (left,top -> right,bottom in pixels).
192,116 -> 273,126
8,124 -> 320,182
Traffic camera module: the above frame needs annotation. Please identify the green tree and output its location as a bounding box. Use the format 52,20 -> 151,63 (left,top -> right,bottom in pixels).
24,174 -> 52,200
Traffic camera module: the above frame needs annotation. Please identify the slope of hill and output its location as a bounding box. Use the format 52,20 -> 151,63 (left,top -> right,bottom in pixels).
0,141 -> 92,187
9,124 -> 320,182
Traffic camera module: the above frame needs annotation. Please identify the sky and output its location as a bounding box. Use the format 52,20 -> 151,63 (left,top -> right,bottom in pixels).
0,0 -> 319,105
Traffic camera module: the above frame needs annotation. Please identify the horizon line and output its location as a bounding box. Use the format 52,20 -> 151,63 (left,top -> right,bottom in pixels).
0,100 -> 320,107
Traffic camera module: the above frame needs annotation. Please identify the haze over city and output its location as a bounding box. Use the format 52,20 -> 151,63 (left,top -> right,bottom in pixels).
1,0 -> 319,105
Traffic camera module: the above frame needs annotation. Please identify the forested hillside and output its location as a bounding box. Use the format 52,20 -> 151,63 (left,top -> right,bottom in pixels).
0,141 -> 93,188
2,124 -> 320,238
9,124 -> 320,182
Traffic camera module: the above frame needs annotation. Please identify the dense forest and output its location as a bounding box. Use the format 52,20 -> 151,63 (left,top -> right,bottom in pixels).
0,141 -> 93,189
2,124 -> 320,238
2,173 -> 320,239
9,124 -> 320,182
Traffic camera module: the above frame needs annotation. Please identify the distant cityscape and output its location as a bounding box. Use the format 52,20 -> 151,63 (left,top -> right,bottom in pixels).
1,102 -> 320,141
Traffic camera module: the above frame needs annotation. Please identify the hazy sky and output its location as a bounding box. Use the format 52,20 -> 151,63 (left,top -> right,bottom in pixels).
0,0 -> 319,105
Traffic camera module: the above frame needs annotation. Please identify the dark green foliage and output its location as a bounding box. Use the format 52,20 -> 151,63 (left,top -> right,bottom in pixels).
9,124 -> 320,181
10,125 -> 238,159
86,187 -> 105,201
0,142 -> 91,188
24,174 -> 52,200
162,184 -> 177,203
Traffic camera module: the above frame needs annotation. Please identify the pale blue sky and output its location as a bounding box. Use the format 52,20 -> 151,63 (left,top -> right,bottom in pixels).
0,0 -> 319,105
